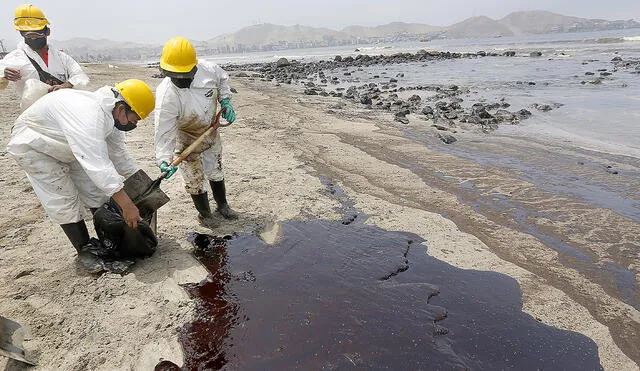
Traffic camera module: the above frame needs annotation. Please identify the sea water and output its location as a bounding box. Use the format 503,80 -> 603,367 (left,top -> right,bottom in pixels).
205,29 -> 640,158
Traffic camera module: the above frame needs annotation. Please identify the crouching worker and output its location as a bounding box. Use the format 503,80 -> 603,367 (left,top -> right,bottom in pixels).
7,79 -> 155,273
154,37 -> 238,227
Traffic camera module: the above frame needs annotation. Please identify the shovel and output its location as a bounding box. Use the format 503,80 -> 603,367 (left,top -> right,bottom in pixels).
0,316 -> 36,365
131,108 -> 231,219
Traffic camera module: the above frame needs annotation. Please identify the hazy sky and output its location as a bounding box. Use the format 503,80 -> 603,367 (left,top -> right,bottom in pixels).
1,0 -> 639,45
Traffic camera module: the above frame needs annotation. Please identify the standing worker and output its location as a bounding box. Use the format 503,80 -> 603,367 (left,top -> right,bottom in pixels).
0,4 -> 89,99
7,79 -> 155,273
154,36 -> 238,225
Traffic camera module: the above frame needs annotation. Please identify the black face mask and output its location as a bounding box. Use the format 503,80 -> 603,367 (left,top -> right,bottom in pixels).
114,118 -> 137,132
25,37 -> 47,50
171,77 -> 193,89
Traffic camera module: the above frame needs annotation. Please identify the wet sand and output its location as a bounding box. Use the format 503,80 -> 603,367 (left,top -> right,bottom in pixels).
0,63 -> 638,370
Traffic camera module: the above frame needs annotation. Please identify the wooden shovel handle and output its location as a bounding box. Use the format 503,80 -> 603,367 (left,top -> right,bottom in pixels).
169,109 -> 226,167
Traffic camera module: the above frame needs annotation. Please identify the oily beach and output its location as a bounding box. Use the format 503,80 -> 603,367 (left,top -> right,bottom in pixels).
0,58 -> 639,370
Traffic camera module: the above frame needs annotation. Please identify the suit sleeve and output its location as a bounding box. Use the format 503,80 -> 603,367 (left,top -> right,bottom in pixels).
60,52 -> 90,88
214,65 -> 232,101
106,130 -> 138,179
154,80 -> 180,166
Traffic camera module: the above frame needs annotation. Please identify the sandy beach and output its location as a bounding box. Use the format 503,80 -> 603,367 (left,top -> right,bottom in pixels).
1,62 -> 639,370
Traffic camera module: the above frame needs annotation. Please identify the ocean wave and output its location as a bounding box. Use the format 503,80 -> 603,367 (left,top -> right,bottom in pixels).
595,37 -> 625,43
272,55 -> 302,59
482,34 -> 640,49
595,36 -> 640,43
353,46 -> 394,51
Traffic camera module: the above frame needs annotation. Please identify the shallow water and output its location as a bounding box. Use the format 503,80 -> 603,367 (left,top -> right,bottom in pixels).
321,54 -> 639,158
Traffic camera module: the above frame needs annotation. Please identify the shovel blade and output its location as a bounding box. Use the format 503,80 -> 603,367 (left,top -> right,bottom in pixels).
124,170 -> 170,220
0,316 -> 36,365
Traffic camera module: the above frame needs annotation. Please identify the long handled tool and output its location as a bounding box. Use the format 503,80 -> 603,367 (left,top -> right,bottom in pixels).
132,108 -> 231,218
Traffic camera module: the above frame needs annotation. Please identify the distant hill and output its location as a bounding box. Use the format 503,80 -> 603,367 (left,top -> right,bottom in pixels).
204,23 -> 352,52
10,10 -> 637,62
444,16 -> 514,38
54,38 -> 155,50
500,10 -> 640,34
342,22 -> 443,38
498,11 -> 584,34
50,38 -> 161,62
202,11 -> 640,53
205,21 -> 442,52
442,11 -> 640,38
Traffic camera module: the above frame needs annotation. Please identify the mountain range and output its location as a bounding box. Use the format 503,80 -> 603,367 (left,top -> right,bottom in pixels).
202,10 -> 640,53
12,10 -> 638,62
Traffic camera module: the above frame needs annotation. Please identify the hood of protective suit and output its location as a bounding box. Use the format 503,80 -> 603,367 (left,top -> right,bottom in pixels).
94,86 -> 122,125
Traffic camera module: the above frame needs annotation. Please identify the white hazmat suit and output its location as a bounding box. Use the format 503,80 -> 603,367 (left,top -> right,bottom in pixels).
0,41 -> 89,97
154,60 -> 232,194
7,87 -> 138,224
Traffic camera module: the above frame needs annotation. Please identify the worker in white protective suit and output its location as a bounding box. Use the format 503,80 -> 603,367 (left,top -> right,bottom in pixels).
7,79 -> 155,273
154,37 -> 238,225
0,4 -> 89,102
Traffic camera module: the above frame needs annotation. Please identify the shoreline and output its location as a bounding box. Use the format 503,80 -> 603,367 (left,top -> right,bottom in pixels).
220,47 -> 640,160
0,63 -> 638,369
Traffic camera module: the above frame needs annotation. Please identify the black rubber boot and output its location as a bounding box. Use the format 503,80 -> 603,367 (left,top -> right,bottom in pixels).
60,221 -> 106,274
210,180 -> 238,220
60,221 -> 90,249
191,192 -> 213,218
191,192 -> 217,227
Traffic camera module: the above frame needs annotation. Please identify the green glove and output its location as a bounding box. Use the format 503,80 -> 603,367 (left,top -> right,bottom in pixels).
220,98 -> 236,123
160,161 -> 178,179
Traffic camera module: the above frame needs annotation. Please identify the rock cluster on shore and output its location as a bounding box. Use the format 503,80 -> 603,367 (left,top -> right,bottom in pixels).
579,55 -> 640,85
224,50 -> 548,142
221,49 -> 635,144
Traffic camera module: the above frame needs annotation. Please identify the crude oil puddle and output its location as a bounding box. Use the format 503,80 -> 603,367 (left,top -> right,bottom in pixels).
161,219 -> 602,370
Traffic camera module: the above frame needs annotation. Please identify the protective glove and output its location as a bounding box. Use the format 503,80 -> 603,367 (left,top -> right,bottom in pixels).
220,98 -> 236,123
160,161 -> 178,179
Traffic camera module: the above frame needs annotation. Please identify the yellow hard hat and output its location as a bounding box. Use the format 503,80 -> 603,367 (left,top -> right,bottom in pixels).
160,37 -> 197,73
114,79 -> 155,120
14,4 -> 49,31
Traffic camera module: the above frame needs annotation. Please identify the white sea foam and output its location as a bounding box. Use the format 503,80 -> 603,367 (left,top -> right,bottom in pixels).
595,35 -> 640,43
